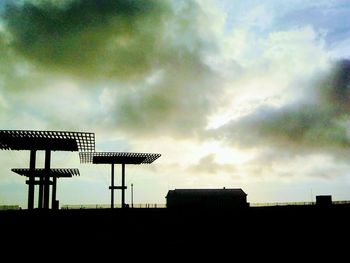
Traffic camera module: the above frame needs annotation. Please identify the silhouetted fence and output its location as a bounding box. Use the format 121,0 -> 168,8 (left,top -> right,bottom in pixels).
61,203 -> 166,209
0,205 -> 21,210
3,201 -> 350,211
250,200 -> 350,207
61,200 -> 350,209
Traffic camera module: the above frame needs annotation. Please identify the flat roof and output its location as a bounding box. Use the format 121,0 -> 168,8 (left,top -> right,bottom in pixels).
11,168 -> 80,177
79,152 -> 161,164
0,130 -> 95,152
166,188 -> 247,197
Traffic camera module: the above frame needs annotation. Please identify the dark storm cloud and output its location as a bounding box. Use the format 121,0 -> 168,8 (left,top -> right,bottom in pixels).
83,0 -> 220,138
1,0 -> 184,79
215,60 -> 350,152
0,30 -> 47,92
0,0 -> 218,138
109,61 -> 220,137
320,60 -> 350,111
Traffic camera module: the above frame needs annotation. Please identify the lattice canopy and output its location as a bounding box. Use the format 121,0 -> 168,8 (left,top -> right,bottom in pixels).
12,168 -> 80,177
79,152 -> 161,164
0,130 -> 95,152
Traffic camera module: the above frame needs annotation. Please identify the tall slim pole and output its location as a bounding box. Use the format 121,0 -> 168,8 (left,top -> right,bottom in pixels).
43,150 -> 51,209
51,175 -> 57,209
28,150 -> 36,210
111,163 -> 114,209
122,163 -> 125,209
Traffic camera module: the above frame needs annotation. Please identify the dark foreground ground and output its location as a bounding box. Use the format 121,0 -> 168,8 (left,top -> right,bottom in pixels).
1,205 -> 349,258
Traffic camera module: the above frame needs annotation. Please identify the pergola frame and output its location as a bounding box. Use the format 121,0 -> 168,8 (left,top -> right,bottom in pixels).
79,152 -> 161,209
0,130 -> 95,209
12,168 -> 80,209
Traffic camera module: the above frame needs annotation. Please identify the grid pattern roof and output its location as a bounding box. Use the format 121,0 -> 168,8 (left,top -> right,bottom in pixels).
0,130 -> 95,152
11,168 -> 80,177
79,152 -> 161,164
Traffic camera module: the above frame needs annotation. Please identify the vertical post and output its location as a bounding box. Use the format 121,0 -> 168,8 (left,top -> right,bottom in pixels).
131,183 -> 133,208
38,174 -> 44,209
44,150 -> 51,209
28,150 -> 36,210
51,176 -> 57,209
111,163 -> 114,209
122,163 -> 125,209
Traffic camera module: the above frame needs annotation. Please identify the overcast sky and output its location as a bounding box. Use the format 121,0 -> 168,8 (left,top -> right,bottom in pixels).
1,0 -> 350,208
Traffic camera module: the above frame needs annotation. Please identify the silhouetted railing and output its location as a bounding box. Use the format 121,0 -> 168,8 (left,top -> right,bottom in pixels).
0,205 -> 22,210
333,200 -> 350,205
250,200 -> 350,207
3,201 -> 350,211
61,203 -> 167,209
61,201 -> 350,209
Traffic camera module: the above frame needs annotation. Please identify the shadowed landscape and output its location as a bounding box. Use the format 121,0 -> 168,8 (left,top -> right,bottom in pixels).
1,204 -> 350,255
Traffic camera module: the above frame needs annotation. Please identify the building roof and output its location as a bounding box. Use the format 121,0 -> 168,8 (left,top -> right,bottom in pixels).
166,188 -> 247,198
0,130 -> 95,152
11,168 -> 80,177
79,151 -> 161,164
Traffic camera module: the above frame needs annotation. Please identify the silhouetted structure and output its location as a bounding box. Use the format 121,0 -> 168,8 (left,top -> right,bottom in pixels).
166,188 -> 249,209
0,130 -> 95,209
79,152 -> 161,209
12,168 -> 80,209
316,195 -> 332,207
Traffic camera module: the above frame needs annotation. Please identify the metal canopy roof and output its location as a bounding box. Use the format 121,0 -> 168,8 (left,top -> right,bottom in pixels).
79,152 -> 161,164
12,168 -> 80,177
0,130 -> 95,151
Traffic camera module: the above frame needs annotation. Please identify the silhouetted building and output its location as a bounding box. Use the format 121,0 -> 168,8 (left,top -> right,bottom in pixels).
316,195 -> 332,207
166,188 -> 249,209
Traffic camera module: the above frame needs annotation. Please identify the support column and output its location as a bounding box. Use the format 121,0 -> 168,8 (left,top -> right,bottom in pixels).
51,176 -> 57,209
121,163 -> 125,209
28,150 -> 36,210
43,150 -> 51,209
111,163 -> 114,209
38,175 -> 44,209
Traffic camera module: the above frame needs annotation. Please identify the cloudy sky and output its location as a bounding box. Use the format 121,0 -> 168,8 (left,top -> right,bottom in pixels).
1,0 -> 350,208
